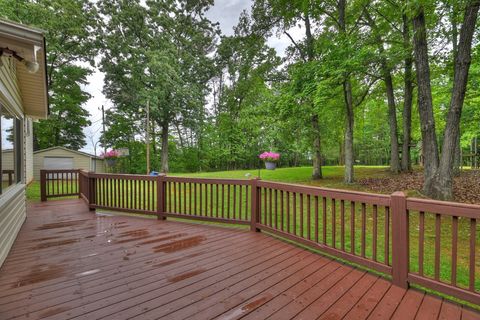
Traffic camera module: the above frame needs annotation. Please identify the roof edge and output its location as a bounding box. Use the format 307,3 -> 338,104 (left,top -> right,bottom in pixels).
34,146 -> 103,159
0,18 -> 45,45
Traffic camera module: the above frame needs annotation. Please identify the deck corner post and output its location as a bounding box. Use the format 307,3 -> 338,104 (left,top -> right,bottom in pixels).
391,191 -> 409,289
40,170 -> 47,202
88,172 -> 96,211
250,177 -> 261,232
157,174 -> 166,220
77,170 -> 82,199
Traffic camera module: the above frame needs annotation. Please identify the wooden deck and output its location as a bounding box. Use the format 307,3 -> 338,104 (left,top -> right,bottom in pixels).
0,200 -> 478,320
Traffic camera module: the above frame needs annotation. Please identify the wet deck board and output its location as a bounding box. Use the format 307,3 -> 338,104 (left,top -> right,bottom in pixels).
0,199 -> 478,320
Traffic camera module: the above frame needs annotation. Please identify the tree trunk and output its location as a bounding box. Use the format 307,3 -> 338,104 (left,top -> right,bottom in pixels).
363,10 -> 400,173
343,79 -> 355,183
339,0 -> 354,183
453,133 -> 461,176
161,122 -> 169,173
412,7 -> 439,194
305,12 -> 323,180
312,114 -> 323,179
383,65 -> 401,173
433,1 -> 480,200
451,2 -> 462,177
401,13 -> 413,172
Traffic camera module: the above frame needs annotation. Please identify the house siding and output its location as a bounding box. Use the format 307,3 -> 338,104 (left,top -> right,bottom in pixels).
0,56 -> 22,117
0,57 -> 26,268
25,118 -> 33,183
0,185 -> 25,267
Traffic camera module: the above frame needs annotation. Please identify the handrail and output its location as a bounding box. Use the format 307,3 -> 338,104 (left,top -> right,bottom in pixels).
39,169 -> 480,305
40,169 -> 81,201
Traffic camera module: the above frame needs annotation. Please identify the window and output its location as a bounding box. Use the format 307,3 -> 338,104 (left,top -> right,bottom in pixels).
0,103 -> 22,193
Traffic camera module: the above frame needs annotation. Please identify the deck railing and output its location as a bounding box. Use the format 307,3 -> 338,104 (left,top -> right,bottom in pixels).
40,169 -> 80,201
40,169 -> 480,305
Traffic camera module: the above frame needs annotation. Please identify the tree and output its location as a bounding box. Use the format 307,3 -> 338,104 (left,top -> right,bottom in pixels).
98,0 -> 218,173
1,0 -> 98,150
412,0 -> 480,199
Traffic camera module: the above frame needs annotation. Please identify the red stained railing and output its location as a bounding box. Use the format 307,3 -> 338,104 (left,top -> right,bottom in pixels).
41,170 -> 479,305
40,169 -> 80,201
405,198 -> 479,304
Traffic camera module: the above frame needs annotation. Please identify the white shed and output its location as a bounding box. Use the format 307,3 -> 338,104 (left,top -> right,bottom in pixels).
33,146 -> 105,181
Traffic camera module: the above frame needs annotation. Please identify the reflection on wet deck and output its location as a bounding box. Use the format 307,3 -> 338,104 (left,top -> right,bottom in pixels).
0,199 -> 478,320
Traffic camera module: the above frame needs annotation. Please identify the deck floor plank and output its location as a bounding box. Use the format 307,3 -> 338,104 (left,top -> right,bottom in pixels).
0,199 -> 476,320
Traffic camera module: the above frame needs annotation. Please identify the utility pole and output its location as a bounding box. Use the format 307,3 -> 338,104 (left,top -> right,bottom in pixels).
101,104 -> 106,155
146,100 -> 150,174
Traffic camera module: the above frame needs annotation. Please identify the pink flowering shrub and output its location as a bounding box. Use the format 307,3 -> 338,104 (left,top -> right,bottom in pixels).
259,151 -> 280,162
101,149 -> 120,159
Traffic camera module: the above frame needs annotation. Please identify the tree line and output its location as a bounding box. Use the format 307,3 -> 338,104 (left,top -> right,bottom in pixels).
3,0 -> 480,200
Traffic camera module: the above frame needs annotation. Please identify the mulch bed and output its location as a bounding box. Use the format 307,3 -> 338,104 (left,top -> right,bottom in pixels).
357,170 -> 480,204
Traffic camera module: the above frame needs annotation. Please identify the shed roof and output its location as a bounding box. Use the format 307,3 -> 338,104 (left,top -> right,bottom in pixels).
34,146 -> 103,160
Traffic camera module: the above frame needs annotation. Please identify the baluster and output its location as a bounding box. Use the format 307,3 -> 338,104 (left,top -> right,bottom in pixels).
274,189 -> 278,229
286,191 -> 290,233
361,203 -> 366,257
307,194 -> 311,240
332,199 -> 336,248
469,218 -> 476,291
373,205 -> 378,261
451,216 -> 458,286
233,185 -> 237,220
292,192 -> 297,235
385,207 -> 390,265
210,184 -> 213,217
341,200 -> 345,250
351,201 -> 355,254
299,193 -> 304,237
419,211 -> 425,275
280,190 -> 284,231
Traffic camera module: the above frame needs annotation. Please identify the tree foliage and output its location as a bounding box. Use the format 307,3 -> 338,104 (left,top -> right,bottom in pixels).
1,0 -> 97,150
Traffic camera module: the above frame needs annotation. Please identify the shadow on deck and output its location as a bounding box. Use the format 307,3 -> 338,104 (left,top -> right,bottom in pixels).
0,199 -> 478,319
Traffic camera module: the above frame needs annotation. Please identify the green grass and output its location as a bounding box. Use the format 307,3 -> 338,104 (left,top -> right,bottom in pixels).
26,166 -> 392,201
26,165 -> 479,303
173,165 -> 392,187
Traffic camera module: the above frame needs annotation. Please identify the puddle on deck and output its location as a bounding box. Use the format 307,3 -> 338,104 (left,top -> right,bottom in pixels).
39,306 -> 70,318
28,236 -> 61,242
117,229 -> 151,238
13,264 -> 65,288
151,251 -> 206,268
137,233 -> 186,245
168,268 -> 206,283
220,295 -> 272,319
32,238 -> 80,250
35,220 -> 88,230
152,235 -> 206,253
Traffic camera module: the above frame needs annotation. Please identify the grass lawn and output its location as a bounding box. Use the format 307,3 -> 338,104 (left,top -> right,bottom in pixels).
27,166 -> 395,201
26,165 -> 480,301
174,165 -> 394,187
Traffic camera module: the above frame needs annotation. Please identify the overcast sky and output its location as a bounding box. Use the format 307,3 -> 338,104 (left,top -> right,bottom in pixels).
80,0 -> 300,154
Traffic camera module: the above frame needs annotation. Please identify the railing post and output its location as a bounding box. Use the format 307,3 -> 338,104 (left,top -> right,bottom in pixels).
250,178 -> 260,232
391,191 -> 409,289
40,170 -> 47,202
88,172 -> 96,211
77,170 -> 82,198
157,174 -> 166,220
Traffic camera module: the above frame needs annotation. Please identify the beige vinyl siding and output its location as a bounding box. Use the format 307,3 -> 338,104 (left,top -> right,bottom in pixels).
0,57 -> 26,268
33,148 -> 105,181
24,118 -> 33,183
0,19 -> 47,269
93,158 -> 106,173
0,180 -> 25,267
0,56 -> 23,116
